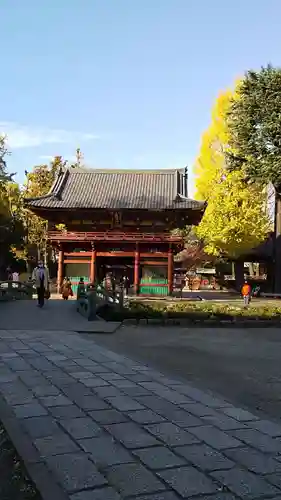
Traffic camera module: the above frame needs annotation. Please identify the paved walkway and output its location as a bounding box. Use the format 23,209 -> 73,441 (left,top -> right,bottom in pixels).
89,324 -> 281,424
0,299 -> 120,333
1,329 -> 281,499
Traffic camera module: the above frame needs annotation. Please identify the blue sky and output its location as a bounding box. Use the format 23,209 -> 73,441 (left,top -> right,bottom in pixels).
1,1 -> 280,195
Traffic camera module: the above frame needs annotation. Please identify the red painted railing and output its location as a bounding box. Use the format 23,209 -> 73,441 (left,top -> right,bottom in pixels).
48,231 -> 183,243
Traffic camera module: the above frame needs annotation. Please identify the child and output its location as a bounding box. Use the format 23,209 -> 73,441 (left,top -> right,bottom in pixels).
241,280 -> 251,306
61,277 -> 73,300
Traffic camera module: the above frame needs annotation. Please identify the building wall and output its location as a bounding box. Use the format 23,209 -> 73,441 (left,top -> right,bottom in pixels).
142,265 -> 167,280
65,263 -> 90,279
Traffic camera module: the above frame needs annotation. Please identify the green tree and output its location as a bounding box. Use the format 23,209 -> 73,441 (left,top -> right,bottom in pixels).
0,136 -> 25,274
0,136 -> 12,184
226,65 -> 281,290
23,149 -> 84,266
226,65 -> 281,185
24,156 -> 66,263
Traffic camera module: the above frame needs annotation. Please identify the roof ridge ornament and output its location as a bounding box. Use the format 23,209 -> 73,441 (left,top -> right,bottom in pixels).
53,168 -> 69,199
184,165 -> 188,197
173,167 -> 188,200
23,167 -> 69,203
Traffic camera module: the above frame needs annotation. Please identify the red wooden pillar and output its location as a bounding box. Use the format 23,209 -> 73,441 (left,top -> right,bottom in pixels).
90,244 -> 96,283
168,246 -> 174,296
57,245 -> 64,293
134,242 -> 140,295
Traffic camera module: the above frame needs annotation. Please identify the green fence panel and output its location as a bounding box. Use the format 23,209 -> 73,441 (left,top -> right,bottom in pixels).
69,276 -> 90,295
140,278 -> 168,296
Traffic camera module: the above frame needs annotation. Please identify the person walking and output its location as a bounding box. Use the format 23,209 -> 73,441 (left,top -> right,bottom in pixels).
77,277 -> 85,299
241,280 -> 251,306
32,260 -> 50,308
12,271 -> 19,282
122,274 -> 130,297
6,267 -> 13,280
61,277 -> 73,300
111,273 -> 116,297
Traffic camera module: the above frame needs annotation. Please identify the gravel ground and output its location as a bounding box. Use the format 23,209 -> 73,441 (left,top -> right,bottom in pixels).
0,423 -> 41,500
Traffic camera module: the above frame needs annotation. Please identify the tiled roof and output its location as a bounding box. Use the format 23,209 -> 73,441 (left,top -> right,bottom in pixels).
25,168 -> 205,211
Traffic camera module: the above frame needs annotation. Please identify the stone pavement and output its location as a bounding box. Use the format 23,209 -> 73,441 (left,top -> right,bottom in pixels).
1,330 -> 281,499
88,324 -> 281,423
0,299 -> 120,333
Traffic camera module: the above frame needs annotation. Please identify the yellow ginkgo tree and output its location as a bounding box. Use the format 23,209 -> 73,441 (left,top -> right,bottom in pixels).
194,87 -> 235,201
194,84 -> 271,261
196,170 -> 271,258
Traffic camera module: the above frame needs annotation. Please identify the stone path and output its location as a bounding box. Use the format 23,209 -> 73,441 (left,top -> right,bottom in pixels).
89,324 -> 281,424
1,329 -> 281,499
0,299 -> 120,333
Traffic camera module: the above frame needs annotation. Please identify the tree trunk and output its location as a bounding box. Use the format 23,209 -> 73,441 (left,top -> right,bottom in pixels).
234,261 -> 244,291
231,261 -> 235,278
266,261 -> 274,292
273,192 -> 281,293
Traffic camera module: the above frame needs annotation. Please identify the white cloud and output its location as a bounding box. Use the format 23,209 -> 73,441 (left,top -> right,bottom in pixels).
38,155 -> 54,161
0,122 -> 100,149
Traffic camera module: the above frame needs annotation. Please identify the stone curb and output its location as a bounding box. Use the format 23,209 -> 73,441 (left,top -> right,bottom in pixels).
122,318 -> 281,328
0,392 -> 70,500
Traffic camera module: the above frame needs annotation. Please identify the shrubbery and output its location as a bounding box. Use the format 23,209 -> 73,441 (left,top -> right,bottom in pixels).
98,300 -> 281,322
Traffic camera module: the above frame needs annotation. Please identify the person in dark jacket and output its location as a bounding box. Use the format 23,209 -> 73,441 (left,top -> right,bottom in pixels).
32,261 -> 50,307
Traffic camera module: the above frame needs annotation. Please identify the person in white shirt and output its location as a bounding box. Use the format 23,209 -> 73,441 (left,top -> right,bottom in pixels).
12,271 -> 19,282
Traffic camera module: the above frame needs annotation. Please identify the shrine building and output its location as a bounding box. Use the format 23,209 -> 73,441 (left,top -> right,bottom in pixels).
26,167 -> 205,295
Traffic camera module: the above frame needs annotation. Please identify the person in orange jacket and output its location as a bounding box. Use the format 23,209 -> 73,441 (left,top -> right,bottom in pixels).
241,280 -> 251,306
61,277 -> 73,300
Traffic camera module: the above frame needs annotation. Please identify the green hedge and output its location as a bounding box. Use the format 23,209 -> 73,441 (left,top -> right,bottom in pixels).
98,300 -> 281,322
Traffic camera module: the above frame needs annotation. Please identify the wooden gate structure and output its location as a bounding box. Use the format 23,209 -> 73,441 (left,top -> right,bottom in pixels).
25,167 -> 205,296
